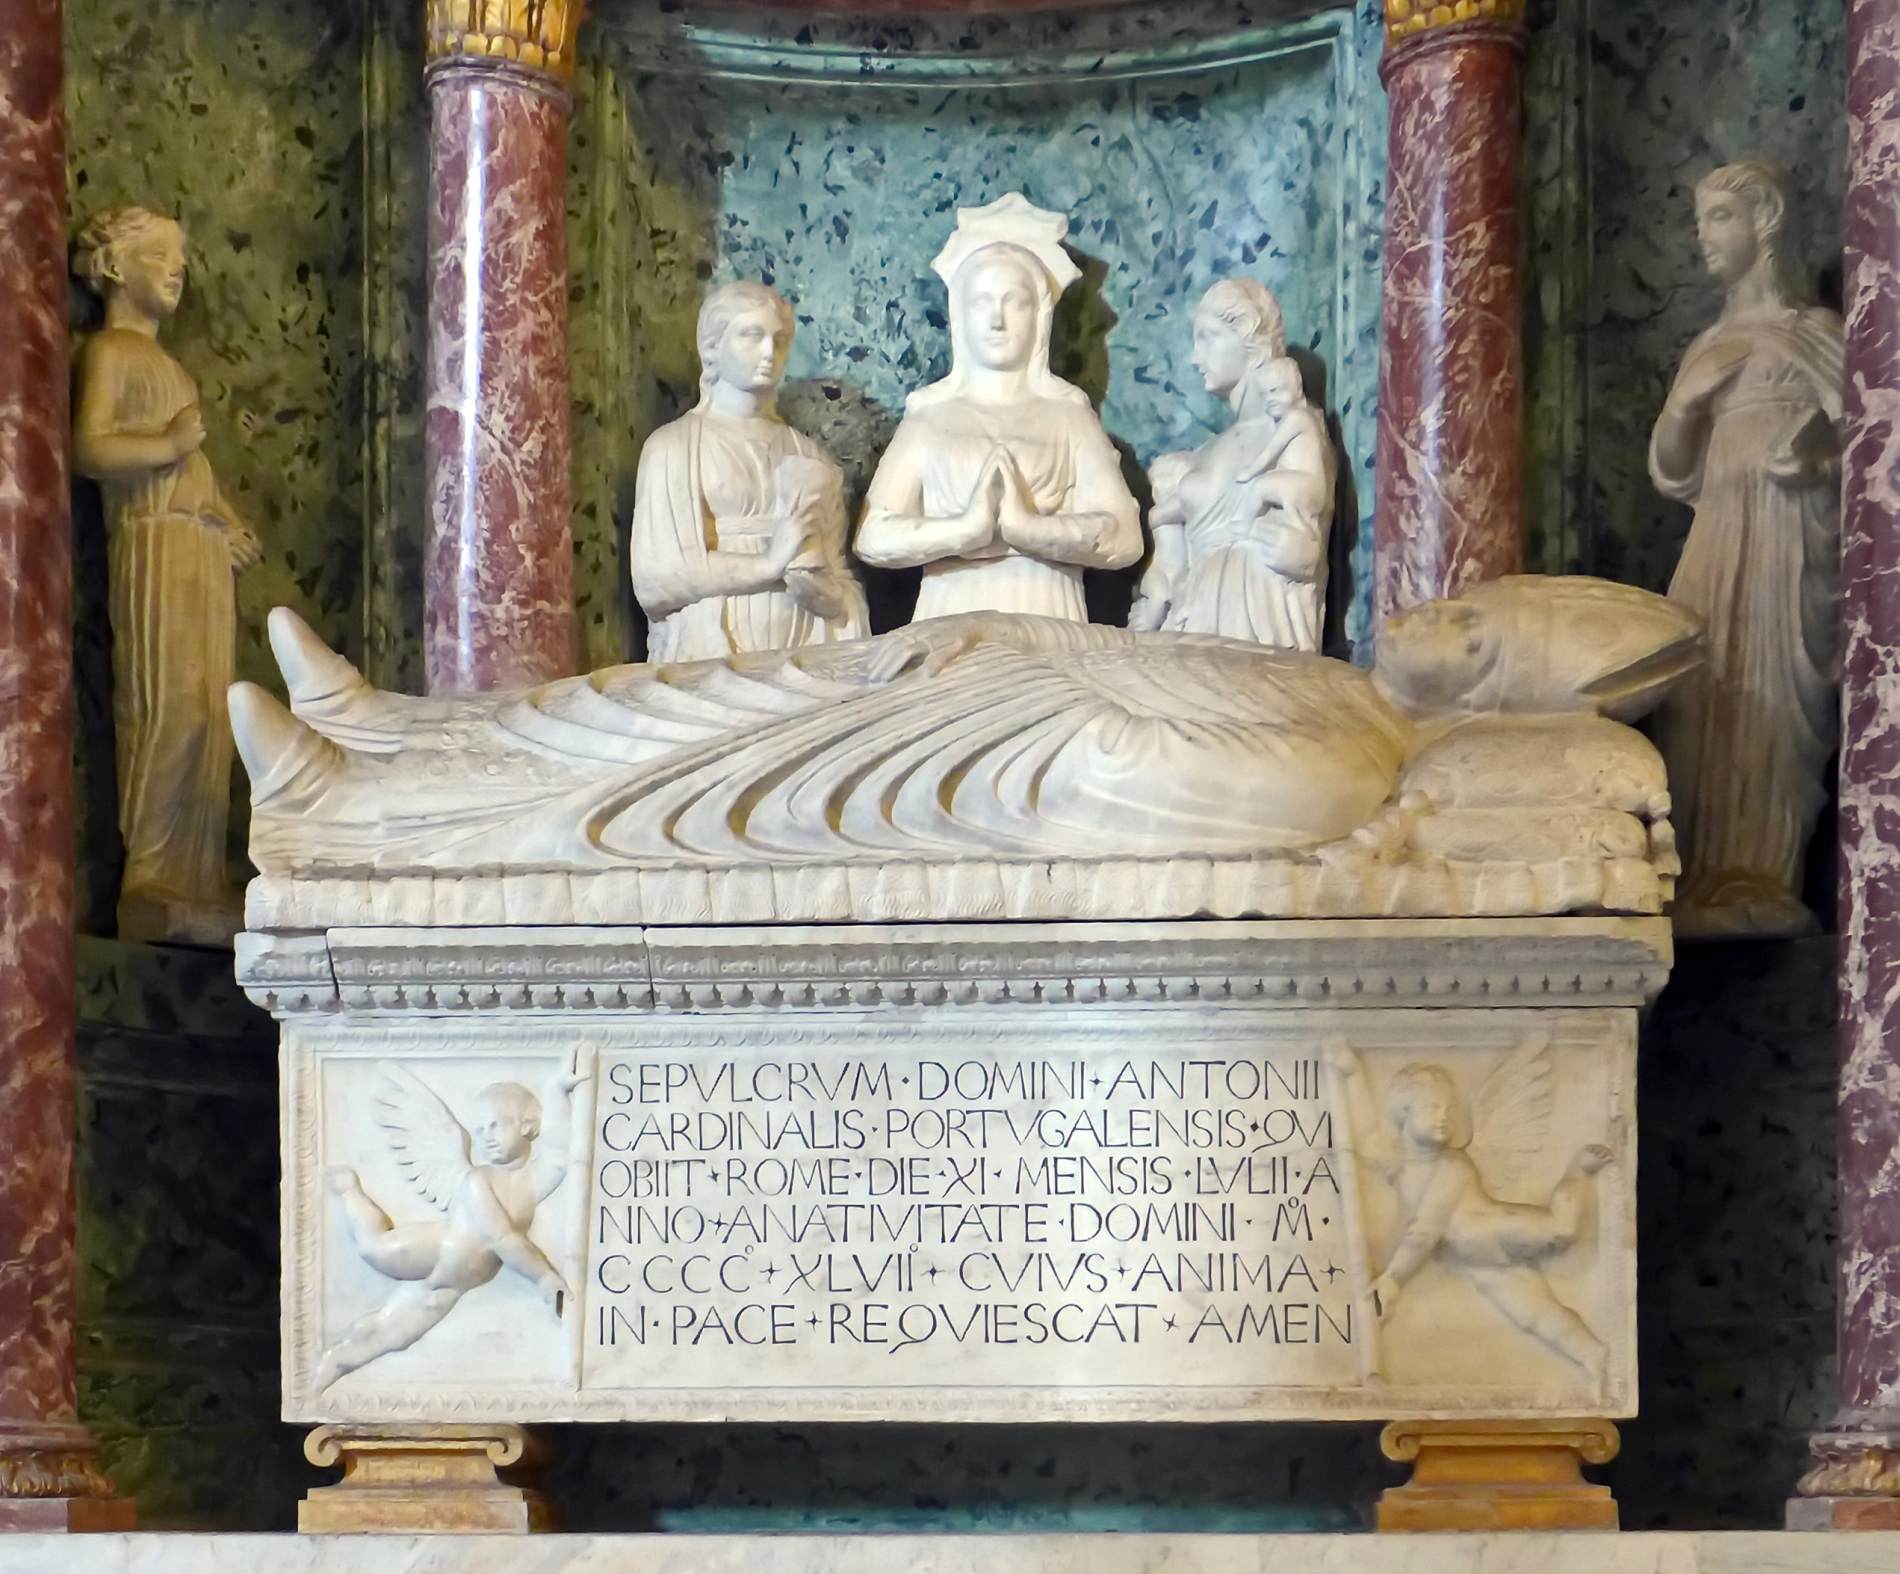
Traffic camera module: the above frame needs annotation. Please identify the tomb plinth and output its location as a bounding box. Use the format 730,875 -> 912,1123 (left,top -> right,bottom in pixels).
243,916 -> 1664,1527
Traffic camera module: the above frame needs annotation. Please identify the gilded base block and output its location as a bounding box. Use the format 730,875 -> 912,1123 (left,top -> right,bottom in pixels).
299,1424 -> 550,1534
0,1495 -> 137,1532
1787,1497 -> 1900,1531
0,1429 -> 136,1535
1377,1418 -> 1620,1532
1787,1433 -> 1900,1530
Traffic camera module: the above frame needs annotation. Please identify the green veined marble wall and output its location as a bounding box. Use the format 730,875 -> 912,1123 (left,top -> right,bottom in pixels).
572,0 -> 1387,664
75,940 -> 308,1528
1518,0 -> 1848,1527
61,0 -> 371,1526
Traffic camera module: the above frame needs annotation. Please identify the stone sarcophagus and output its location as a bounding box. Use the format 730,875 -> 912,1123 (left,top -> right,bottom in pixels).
231,572 -> 1695,1525
243,918 -> 1664,1428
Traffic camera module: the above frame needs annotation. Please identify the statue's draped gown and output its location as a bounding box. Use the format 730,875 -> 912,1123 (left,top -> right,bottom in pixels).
1648,306 -> 1844,922
80,328 -> 236,916
1161,410 -> 1333,651
632,410 -> 866,663
858,396 -> 1139,623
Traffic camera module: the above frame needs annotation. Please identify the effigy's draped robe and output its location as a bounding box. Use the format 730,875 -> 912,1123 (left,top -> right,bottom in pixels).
82,329 -> 236,912
632,411 -> 865,664
1648,307 -> 1844,918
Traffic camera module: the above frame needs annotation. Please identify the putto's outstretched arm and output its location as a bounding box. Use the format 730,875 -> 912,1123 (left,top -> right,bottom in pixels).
1324,1039 -> 1398,1182
533,1046 -> 591,1202
465,1175 -> 567,1314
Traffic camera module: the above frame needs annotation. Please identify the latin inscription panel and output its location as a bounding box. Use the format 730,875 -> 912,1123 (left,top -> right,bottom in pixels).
286,1009 -> 1635,1423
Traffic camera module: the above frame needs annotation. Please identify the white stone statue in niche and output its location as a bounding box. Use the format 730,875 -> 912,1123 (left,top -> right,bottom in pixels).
314,1050 -> 590,1390
1649,161 -> 1843,939
856,194 -> 1142,622
1327,1037 -> 1611,1386
632,280 -> 868,662
1130,281 -> 1337,649
73,207 -> 261,945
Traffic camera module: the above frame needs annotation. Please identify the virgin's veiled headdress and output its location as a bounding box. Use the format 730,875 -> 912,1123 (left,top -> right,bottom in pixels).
908,193 -> 1090,412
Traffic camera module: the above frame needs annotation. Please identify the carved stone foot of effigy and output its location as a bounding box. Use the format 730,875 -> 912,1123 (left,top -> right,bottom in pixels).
299,1423 -> 550,1534
1377,1418 -> 1620,1532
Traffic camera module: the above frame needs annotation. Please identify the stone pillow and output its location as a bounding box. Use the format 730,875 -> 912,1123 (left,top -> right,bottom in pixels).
1400,715 -> 1669,815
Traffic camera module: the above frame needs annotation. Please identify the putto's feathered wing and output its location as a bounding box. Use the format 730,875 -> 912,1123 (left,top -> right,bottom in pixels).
373,1063 -> 473,1213
1468,1034 -> 1555,1198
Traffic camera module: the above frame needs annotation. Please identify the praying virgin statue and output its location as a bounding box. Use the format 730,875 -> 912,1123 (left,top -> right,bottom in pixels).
1129,279 -> 1337,649
74,207 -> 259,945
631,281 -> 868,663
1649,161 -> 1843,939
856,194 -> 1142,623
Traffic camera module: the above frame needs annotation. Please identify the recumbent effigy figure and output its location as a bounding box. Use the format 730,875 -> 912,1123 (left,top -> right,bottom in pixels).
226,575 -> 1703,927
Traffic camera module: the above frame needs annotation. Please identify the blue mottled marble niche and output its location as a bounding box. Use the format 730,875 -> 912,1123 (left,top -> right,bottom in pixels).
576,2 -> 1386,659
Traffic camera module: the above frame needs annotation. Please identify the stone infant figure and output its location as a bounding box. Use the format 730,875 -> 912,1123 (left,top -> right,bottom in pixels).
1327,1038 -> 1611,1386
315,1050 -> 589,1390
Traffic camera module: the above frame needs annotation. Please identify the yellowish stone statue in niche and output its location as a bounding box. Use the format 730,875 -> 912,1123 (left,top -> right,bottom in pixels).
73,207 -> 258,946
1649,161 -> 1843,940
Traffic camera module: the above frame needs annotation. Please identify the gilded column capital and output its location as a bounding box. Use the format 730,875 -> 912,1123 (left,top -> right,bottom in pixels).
425,1 -> 585,83
1385,0 -> 1526,48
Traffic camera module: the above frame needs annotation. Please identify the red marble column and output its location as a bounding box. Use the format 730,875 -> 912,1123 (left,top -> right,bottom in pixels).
1789,0 -> 1900,1531
0,0 -> 131,1534
423,58 -> 577,694
1372,10 -> 1527,637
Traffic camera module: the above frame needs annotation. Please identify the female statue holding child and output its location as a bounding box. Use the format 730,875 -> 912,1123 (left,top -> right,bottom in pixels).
1131,279 -> 1336,651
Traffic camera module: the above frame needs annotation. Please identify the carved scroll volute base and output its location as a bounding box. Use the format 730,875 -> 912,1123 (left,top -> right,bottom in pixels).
1376,1418 -> 1619,1532
0,1428 -> 135,1533
299,1424 -> 551,1534
1787,1432 -> 1900,1530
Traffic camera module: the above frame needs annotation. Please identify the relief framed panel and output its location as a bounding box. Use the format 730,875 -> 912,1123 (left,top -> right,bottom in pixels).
282,1000 -> 1635,1425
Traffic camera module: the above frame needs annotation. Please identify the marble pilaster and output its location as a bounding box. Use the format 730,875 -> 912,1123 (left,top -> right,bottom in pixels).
0,0 -> 129,1533
1372,5 -> 1527,636
1790,0 -> 1900,1532
421,2 -> 580,694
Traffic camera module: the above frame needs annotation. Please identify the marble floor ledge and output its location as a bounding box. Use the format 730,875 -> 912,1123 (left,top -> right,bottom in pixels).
9,1532 -> 1900,1572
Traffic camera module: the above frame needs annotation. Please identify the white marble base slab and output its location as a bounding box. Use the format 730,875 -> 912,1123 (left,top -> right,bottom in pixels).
9,1531 -> 1900,1572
